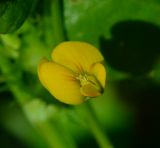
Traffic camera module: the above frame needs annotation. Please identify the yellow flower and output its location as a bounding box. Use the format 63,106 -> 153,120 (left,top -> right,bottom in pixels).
38,41 -> 106,105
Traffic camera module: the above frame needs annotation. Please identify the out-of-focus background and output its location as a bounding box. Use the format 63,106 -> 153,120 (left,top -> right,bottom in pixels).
0,0 -> 160,148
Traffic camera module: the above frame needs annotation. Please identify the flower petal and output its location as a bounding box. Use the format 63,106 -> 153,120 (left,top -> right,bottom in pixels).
38,59 -> 84,105
80,83 -> 102,97
90,63 -> 106,88
51,41 -> 104,73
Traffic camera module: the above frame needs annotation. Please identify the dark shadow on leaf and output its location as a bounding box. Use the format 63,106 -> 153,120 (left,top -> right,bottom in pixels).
100,21 -> 160,75
99,21 -> 160,148
114,78 -> 160,148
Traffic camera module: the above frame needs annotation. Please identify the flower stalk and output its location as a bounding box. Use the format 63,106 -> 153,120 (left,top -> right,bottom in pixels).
83,102 -> 113,148
51,0 -> 67,44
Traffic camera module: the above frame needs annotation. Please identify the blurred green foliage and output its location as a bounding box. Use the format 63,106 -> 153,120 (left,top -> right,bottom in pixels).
0,0 -> 37,33
0,0 -> 160,148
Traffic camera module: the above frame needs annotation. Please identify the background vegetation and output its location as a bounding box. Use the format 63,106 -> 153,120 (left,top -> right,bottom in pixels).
0,0 -> 160,147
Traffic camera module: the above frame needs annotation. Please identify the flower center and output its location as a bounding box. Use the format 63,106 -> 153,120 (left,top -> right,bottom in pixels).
76,74 -> 89,86
76,73 -> 103,97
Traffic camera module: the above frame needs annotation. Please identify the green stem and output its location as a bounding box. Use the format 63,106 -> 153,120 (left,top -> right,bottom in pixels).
59,113 -> 77,148
43,0 -> 54,47
83,102 -> 113,148
36,122 -> 67,148
51,0 -> 67,44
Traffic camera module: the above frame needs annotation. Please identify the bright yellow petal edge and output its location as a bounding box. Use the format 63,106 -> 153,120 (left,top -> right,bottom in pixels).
38,41 -> 106,105
90,63 -> 106,88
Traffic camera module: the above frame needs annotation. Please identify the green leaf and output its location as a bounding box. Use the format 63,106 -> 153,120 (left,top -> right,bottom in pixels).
64,0 -> 160,44
64,0 -> 160,75
0,0 -> 37,34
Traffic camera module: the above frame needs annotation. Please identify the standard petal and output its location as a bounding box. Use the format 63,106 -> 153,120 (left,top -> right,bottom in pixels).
38,59 -> 84,105
90,63 -> 106,88
51,41 -> 104,73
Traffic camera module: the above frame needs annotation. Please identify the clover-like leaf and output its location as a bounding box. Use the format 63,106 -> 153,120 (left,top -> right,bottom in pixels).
0,0 -> 37,34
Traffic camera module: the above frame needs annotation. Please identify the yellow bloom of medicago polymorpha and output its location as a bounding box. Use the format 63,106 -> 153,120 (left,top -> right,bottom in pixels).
38,41 -> 106,105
